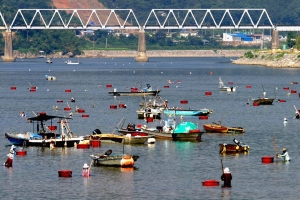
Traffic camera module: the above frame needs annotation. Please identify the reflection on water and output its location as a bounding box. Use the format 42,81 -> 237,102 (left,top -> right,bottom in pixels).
1,57 -> 300,199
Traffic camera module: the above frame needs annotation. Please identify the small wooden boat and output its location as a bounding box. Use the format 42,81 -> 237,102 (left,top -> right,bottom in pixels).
227,127 -> 245,134
252,85 -> 274,105
203,122 -> 228,133
219,138 -> 250,153
91,149 -> 139,167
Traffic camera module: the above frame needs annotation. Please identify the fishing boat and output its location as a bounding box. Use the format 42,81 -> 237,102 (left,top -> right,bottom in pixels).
252,84 -> 275,105
141,116 -> 176,139
90,149 -> 139,167
65,59 -> 81,64
136,107 -> 162,119
219,77 -> 236,92
139,96 -> 166,109
203,122 -> 229,133
171,122 -> 203,141
91,129 -> 148,144
108,84 -> 160,96
219,138 -> 250,153
117,123 -> 149,137
163,107 -> 212,116
5,112 -> 83,147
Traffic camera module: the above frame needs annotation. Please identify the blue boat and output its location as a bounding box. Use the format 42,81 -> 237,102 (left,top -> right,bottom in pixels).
163,108 -> 212,116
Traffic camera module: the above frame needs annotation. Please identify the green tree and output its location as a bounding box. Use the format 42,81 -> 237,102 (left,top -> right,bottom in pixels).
287,32 -> 296,48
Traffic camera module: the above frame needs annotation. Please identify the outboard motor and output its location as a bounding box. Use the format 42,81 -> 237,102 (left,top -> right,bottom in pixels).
233,138 -> 241,146
93,129 -> 102,135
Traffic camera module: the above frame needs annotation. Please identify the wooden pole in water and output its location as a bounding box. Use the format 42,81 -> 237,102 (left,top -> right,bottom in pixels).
221,159 -> 224,175
272,135 -> 278,160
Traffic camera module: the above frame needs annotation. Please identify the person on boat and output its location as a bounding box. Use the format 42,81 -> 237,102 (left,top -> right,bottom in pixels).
3,146 -> 16,167
284,117 -> 288,124
20,111 -> 26,118
221,167 -> 232,187
82,163 -> 90,177
295,112 -> 300,119
69,111 -> 73,118
164,100 -> 169,108
277,148 -> 290,162
71,97 -> 75,102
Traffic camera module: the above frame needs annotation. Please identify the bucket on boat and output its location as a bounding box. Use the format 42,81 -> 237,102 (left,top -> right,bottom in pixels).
16,150 -> 27,156
65,89 -> 71,93
58,170 -> 72,177
147,118 -> 153,123
48,126 -> 57,131
261,156 -> 274,164
202,180 -> 220,187
110,105 -> 117,109
180,100 -> 188,104
205,91 -> 212,96
90,140 -> 101,148
10,86 -> 16,90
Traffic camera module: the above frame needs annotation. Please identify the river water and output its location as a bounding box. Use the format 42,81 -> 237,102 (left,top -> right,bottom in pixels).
1,57 -> 300,199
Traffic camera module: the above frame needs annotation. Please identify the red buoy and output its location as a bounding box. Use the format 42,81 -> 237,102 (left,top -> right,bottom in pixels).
178,80 -> 182,83
119,104 -> 126,108
65,89 -> 71,93
15,150 -> 27,156
77,109 -> 85,113
283,87 -> 289,90
279,99 -> 286,102
164,85 -> 170,88
199,116 -> 208,120
189,129 -> 201,133
90,140 -> 101,148
291,82 -> 298,84
77,144 -> 90,149
40,112 -> 47,115
253,102 -> 260,106
228,82 -> 233,85
64,107 -> 71,111
48,126 -> 57,131
58,170 -> 72,177
82,114 -> 89,118
57,100 -> 63,103
261,156 -> 274,163
10,86 -> 16,90
106,84 -> 112,88
202,180 -> 220,187
146,118 -> 153,123
30,89 -> 36,92
291,90 -> 297,93
31,86 -> 37,90
110,105 -> 117,109
131,87 -> 138,92
299,93 -> 300,98
246,85 -> 252,88
205,91 -> 212,96
180,100 -> 188,104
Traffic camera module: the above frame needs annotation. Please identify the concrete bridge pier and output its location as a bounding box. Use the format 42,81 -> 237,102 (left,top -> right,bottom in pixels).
271,29 -> 279,51
135,28 -> 149,62
2,29 -> 16,62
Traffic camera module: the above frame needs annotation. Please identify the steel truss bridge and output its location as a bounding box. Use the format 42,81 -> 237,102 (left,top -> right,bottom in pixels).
0,8 -> 298,31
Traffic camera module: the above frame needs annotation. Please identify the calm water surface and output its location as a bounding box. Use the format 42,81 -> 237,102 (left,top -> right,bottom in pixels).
1,57 -> 300,199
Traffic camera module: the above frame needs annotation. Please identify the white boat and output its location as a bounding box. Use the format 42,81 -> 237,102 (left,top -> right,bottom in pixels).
65,59 -> 81,64
46,58 -> 52,63
219,77 -> 236,92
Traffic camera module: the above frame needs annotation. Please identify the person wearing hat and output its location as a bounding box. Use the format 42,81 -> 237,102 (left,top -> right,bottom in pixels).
221,167 -> 232,187
3,147 -> 15,167
82,163 -> 90,177
277,148 -> 290,162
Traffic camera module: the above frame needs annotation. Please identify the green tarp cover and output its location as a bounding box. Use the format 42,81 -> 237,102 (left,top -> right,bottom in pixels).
174,122 -> 197,133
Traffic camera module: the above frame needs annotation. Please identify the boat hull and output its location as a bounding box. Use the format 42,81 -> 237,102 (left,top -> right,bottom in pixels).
92,133 -> 148,144
219,144 -> 250,153
163,109 -> 211,116
253,98 -> 274,105
203,124 -> 228,133
227,127 -> 245,134
92,154 -> 138,167
108,90 -> 160,96
172,132 -> 203,141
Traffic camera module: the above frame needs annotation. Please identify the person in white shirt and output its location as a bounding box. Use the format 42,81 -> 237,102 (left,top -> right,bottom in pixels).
277,148 -> 290,162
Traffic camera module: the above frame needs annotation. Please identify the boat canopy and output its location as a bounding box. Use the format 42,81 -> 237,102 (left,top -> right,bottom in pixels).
174,122 -> 197,133
27,114 -> 72,122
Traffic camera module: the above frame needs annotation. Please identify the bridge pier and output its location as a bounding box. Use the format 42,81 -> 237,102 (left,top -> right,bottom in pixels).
135,28 -> 149,62
271,29 -> 279,51
2,30 -> 16,62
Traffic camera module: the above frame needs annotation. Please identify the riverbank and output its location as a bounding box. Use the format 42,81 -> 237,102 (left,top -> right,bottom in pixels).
14,50 -> 246,58
232,51 -> 300,68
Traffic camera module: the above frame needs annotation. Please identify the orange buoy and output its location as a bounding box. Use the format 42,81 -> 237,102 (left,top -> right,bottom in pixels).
146,118 -> 153,123
82,114 -> 89,118
283,87 -> 289,90
110,105 -> 117,109
77,144 -> 90,149
64,107 -> 71,111
90,140 -> 101,148
106,84 -> 112,88
199,116 -> 208,120
261,156 -> 274,163
48,126 -> 57,131
205,91 -> 212,96
15,150 -> 27,156
57,100 -> 63,103
253,102 -> 260,106
30,89 -> 36,92
246,85 -> 252,88
58,170 -> 72,177
164,85 -> 170,88
65,89 -> 71,93
77,109 -> 85,113
228,82 -> 233,85
119,104 -> 126,108
202,180 -> 220,186
10,86 -> 17,90
180,100 -> 188,104
291,90 -> 297,93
